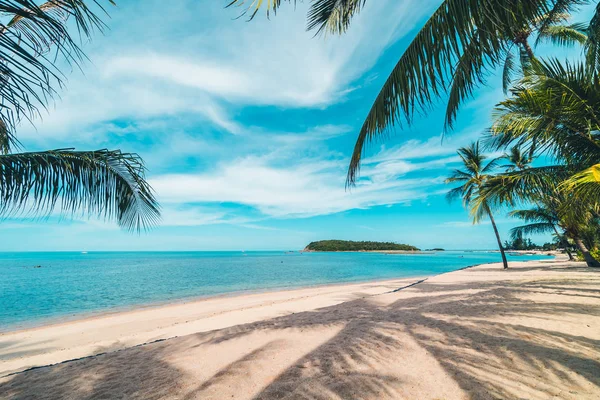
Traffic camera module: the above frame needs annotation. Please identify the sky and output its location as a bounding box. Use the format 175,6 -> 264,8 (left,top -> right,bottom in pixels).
1,0 -> 593,251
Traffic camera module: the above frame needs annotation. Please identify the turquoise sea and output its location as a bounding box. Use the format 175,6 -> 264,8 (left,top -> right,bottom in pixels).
0,251 -> 551,331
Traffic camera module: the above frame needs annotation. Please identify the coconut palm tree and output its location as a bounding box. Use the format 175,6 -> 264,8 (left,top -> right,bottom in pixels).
483,58 -> 600,265
0,1 -> 160,232
489,58 -> 600,202
509,205 -> 576,260
502,145 -> 535,172
227,0 -> 594,184
446,141 -> 509,269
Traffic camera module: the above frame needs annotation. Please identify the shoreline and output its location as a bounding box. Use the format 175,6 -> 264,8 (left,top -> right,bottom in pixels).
3,249 -> 540,335
0,275 -> 432,376
2,257 -> 598,399
0,256 -> 563,377
0,272 -> 434,336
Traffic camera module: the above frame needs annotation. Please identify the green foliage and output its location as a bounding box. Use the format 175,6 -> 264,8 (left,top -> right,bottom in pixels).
0,0 -> 116,145
305,240 -> 419,252
504,232 -> 540,250
0,1 -> 161,231
445,141 -> 500,223
0,149 -> 160,232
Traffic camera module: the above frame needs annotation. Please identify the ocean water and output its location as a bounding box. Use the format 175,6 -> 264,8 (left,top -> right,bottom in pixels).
0,251 -> 551,331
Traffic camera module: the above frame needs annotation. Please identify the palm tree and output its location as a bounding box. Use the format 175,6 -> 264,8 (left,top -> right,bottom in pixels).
483,58 -> 600,266
0,1 -> 160,231
509,206 -> 576,261
446,141 -> 509,269
488,58 -> 600,204
502,145 -> 534,172
227,0 -> 595,184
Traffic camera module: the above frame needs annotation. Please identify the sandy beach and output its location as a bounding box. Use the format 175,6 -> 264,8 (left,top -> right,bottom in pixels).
1,258 -> 599,399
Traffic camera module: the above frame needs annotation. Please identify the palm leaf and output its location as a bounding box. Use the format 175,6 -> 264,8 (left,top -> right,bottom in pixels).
536,23 -> 588,47
502,48 -> 517,94
585,2 -> 600,72
227,0 -> 367,34
0,1 -> 114,145
510,222 -> 555,239
346,0 -> 565,185
0,149 -> 160,232
561,163 -> 600,201
307,0 -> 367,34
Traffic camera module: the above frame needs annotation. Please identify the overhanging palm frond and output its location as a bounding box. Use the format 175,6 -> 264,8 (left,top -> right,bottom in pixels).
481,165 -> 569,207
510,222 -> 555,239
306,0 -> 366,34
586,2 -> 600,71
536,23 -> 588,46
0,149 -> 160,232
0,0 -> 114,146
345,0 -> 572,185
502,49 -> 517,94
561,163 -> 600,201
508,207 -> 556,223
227,0 -> 367,34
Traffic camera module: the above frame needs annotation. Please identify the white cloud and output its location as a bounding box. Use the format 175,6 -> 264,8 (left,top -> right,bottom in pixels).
17,0 -> 437,143
150,152 -> 445,219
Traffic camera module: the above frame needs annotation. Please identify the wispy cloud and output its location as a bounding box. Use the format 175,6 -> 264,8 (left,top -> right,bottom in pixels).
17,0 -> 437,144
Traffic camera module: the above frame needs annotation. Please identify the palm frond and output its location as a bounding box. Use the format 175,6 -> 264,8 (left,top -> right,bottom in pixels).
508,207 -> 556,223
536,23 -> 588,47
307,0 -> 367,34
502,48 -> 517,94
586,2 -> 600,72
561,163 -> 600,202
534,0 -> 586,45
510,222 -> 555,239
481,165 -> 569,207
469,197 -> 490,224
0,0 -> 114,145
0,149 -> 160,232
227,0 -> 367,33
346,0 -> 562,185
445,185 -> 465,203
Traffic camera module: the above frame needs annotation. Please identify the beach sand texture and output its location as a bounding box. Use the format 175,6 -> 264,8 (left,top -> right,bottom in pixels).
1,258 -> 599,399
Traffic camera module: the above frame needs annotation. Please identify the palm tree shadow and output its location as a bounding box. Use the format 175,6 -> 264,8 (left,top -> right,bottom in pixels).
1,264 -> 599,399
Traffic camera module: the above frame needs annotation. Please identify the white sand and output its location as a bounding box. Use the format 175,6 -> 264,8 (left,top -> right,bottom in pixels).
1,258 -> 599,399
0,277 -> 423,376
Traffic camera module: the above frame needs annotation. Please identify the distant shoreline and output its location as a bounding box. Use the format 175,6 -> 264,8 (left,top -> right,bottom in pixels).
301,250 -> 431,254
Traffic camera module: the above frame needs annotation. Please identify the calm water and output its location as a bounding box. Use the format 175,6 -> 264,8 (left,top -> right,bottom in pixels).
0,251 -> 551,331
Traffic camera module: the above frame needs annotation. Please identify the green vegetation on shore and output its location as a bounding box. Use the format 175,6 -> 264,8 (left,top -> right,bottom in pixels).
305,240 -> 419,252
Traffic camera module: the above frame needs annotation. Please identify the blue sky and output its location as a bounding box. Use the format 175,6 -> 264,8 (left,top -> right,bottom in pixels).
2,0 -> 592,251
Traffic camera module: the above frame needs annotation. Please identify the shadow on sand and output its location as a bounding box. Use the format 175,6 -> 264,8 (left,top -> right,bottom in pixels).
1,262 -> 599,399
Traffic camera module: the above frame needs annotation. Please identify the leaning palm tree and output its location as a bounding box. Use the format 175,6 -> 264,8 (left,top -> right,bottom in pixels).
483,58 -> 600,266
227,0 -> 594,184
0,1 -> 160,231
446,141 -> 509,269
509,206 -> 575,261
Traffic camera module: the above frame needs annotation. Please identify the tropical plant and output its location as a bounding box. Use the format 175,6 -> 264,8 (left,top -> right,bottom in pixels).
226,0 -> 596,185
445,141 -> 508,269
0,1 -> 160,231
483,57 -> 600,266
509,205 -> 576,260
502,145 -> 535,172
486,57 -> 600,202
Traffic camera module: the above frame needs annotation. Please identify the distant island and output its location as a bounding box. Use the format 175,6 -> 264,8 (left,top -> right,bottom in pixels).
304,240 -> 420,252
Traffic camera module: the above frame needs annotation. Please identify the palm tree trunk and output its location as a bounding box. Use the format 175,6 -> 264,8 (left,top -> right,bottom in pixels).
486,205 -> 509,269
522,39 -> 535,59
574,237 -> 600,267
552,226 -> 574,261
